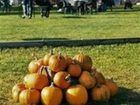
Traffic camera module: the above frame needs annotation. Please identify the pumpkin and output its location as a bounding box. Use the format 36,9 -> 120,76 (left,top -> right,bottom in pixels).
66,84 -> 88,105
53,71 -> 71,89
19,89 -> 40,105
67,61 -> 82,77
24,73 -> 49,90
64,55 -> 72,66
94,71 -> 106,84
12,83 -> 26,102
105,79 -> 118,97
73,53 -> 92,71
41,83 -> 63,105
91,85 -> 110,101
43,50 -> 54,66
48,53 -> 67,72
79,71 -> 96,89
28,59 -> 43,73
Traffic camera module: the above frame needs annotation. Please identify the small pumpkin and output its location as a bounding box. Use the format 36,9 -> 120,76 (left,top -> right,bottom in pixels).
41,83 -> 63,105
64,54 -> 73,66
73,53 -> 92,71
24,73 -> 49,90
19,89 -> 40,105
53,71 -> 71,89
12,83 -> 26,102
48,53 -> 67,72
43,50 -> 54,66
28,59 -> 43,73
79,71 -> 96,89
94,71 -> 106,84
66,84 -> 88,105
105,79 -> 118,97
67,61 -> 82,77
91,84 -> 110,101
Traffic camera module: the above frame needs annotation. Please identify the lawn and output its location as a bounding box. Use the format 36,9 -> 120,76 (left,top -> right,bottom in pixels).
0,6 -> 140,41
0,6 -> 140,105
0,43 -> 140,105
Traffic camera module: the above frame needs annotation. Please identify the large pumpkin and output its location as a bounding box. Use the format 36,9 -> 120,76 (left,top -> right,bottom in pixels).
73,53 -> 92,71
24,73 -> 49,90
28,58 -> 43,73
66,84 -> 88,105
41,84 -> 63,105
79,71 -> 96,89
48,54 -> 67,72
53,71 -> 71,89
91,85 -> 110,101
67,61 -> 82,77
105,79 -> 118,97
43,50 -> 54,66
19,89 -> 40,105
12,83 -> 26,102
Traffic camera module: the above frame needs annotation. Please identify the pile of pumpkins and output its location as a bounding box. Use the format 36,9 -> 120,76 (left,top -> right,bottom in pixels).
12,51 -> 118,105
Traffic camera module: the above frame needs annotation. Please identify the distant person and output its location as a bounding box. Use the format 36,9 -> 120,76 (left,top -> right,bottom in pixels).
124,0 -> 133,9
0,0 -> 4,10
35,0 -> 52,18
3,0 -> 11,12
22,0 -> 33,19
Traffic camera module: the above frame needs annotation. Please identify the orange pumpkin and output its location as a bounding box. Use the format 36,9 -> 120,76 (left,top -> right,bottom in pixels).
19,89 -> 40,105
66,84 -> 88,105
28,58 -> 43,73
24,73 -> 49,90
64,55 -> 73,66
43,50 -> 54,66
79,71 -> 96,89
73,53 -> 92,71
91,85 -> 110,101
94,71 -> 106,84
67,61 -> 82,77
12,83 -> 26,102
105,79 -> 118,97
53,71 -> 71,89
41,84 -> 63,105
48,54 -> 67,72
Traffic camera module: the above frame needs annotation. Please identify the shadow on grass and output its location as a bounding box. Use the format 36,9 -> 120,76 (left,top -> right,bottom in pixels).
62,15 -> 88,19
88,87 -> 140,105
43,37 -> 140,47
59,87 -> 140,105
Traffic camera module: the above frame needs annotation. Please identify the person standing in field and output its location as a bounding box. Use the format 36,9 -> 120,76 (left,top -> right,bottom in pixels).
22,0 -> 33,19
124,0 -> 133,9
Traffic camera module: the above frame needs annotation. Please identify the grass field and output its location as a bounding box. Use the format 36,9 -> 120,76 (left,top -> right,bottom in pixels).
0,6 -> 140,105
0,43 -> 140,105
0,6 -> 140,41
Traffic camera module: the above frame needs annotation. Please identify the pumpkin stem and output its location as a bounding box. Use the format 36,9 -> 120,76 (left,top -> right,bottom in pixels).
47,68 -> 55,82
71,60 -> 78,65
58,52 -> 63,59
96,83 -> 102,88
38,66 -> 49,76
31,53 -> 38,60
65,74 -> 71,81
50,82 -> 55,87
49,49 -> 53,55
90,68 -> 96,76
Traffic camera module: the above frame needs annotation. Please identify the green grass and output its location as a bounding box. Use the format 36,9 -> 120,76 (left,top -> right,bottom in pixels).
0,6 -> 140,105
0,6 -> 140,41
0,43 -> 140,105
